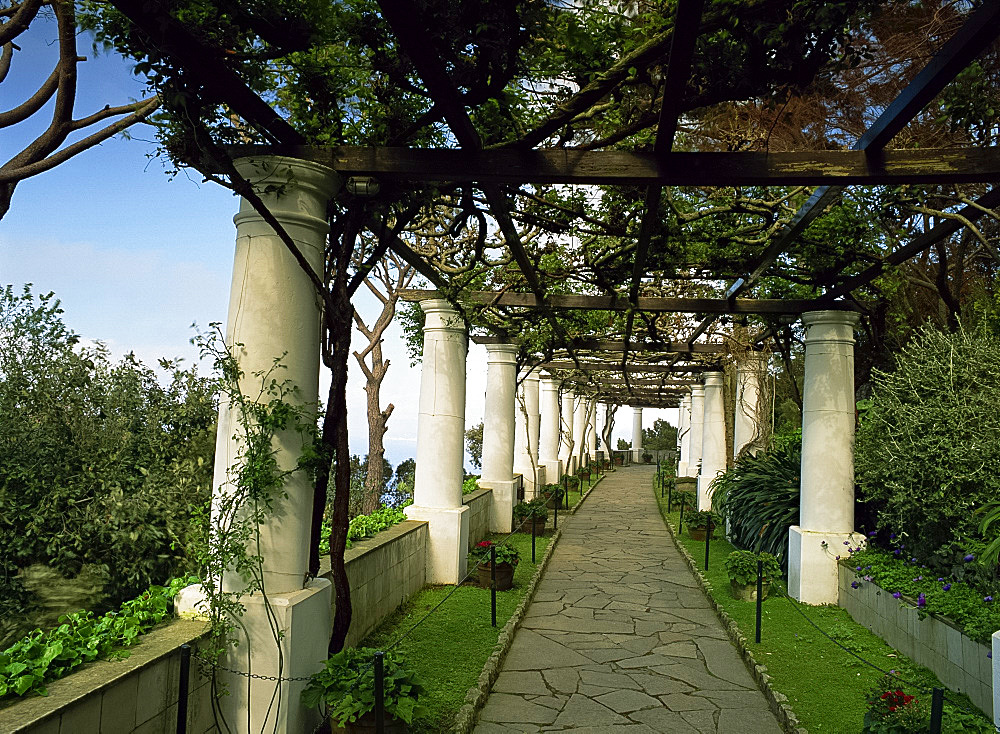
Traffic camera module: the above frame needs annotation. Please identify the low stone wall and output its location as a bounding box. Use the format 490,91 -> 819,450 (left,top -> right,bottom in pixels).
323,520 -> 429,649
0,619 -> 214,734
838,563 -> 993,717
464,487 -> 493,549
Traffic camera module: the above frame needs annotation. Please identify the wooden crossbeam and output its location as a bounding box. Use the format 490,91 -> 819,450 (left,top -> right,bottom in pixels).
403,289 -> 854,315
541,361 -> 708,374
562,377 -> 695,388
470,334 -> 726,354
223,145 -> 1000,186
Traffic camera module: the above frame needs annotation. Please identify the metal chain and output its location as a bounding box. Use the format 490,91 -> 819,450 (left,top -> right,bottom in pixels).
191,651 -> 316,682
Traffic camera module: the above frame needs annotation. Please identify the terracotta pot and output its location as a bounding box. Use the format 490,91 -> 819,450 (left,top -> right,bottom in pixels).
730,579 -> 769,602
478,562 -> 515,590
688,527 -> 715,541
331,711 -> 408,734
545,494 -> 561,509
517,516 -> 546,534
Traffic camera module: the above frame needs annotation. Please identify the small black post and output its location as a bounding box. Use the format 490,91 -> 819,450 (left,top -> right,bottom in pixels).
531,517 -> 537,563
679,496 -> 685,529
667,481 -> 673,512
176,644 -> 191,734
490,545 -> 497,627
755,559 -> 763,644
564,474 -> 569,509
929,687 -> 943,734
554,495 -> 558,530
374,651 -> 385,734
704,520 -> 711,571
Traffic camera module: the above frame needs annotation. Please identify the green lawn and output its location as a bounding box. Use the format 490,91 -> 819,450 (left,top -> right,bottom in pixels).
361,531 -> 553,732
654,488 -> 993,733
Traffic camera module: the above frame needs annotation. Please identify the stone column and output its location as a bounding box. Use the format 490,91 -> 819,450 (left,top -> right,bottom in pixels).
405,299 -> 471,584
560,389 -> 576,474
697,372 -> 726,511
573,394 -> 589,470
595,402 -> 606,464
176,156 -> 337,734
539,376 -> 563,485
514,369 -> 544,498
480,343 -> 518,532
677,393 -> 691,477
788,310 -> 861,605
631,406 -> 644,462
689,383 -> 705,478
734,353 -> 767,460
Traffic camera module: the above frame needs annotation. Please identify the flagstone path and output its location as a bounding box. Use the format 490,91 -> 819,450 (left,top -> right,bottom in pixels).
474,465 -> 782,733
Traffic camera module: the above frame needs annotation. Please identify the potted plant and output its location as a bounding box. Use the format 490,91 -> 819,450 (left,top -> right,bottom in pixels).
724,550 -> 782,601
642,452 -> 653,463
471,540 -> 520,590
513,498 -> 548,533
671,489 -> 695,512
577,465 -> 591,481
685,510 -> 721,541
301,647 -> 426,733
614,454 -> 624,466
565,475 -> 580,490
543,484 -> 564,508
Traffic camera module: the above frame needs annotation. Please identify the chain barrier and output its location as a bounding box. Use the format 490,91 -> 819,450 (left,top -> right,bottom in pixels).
191,650 -> 317,682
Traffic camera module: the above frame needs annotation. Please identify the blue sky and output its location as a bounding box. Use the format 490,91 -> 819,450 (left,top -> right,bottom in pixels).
2,18 -> 670,470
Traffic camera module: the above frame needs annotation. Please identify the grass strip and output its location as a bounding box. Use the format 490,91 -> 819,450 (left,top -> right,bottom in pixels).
361,531 -> 553,733
654,488 -> 993,733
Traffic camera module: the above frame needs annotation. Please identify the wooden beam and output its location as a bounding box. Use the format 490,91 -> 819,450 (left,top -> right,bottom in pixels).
470,335 -> 726,353
404,289 -> 856,315
563,377 -> 695,388
540,361 -> 708,374
223,145 -> 1000,186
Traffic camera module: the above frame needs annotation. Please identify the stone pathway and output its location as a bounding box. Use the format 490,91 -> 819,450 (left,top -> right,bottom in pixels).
474,465 -> 781,733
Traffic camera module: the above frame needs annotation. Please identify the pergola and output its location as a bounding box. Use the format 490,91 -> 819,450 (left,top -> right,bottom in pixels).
104,0 -> 1000,730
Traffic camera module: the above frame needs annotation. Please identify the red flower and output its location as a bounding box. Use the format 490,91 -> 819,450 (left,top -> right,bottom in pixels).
477,541 -> 493,548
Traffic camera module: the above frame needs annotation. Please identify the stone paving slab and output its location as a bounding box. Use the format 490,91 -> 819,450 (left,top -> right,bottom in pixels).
473,466 -> 782,733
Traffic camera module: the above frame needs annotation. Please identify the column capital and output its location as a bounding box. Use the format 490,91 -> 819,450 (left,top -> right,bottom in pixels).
484,342 -> 519,363
690,382 -> 706,397
801,309 -> 860,342
233,156 -> 340,236
703,371 -> 724,387
420,298 -> 465,334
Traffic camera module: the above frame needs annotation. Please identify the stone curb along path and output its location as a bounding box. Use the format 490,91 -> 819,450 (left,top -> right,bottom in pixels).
660,499 -> 808,734
453,473 -> 607,733
471,466 -> 785,734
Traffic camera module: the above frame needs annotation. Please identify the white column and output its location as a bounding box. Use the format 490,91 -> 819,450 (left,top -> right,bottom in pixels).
631,406 -> 644,462
514,369 -> 544,498
697,372 -> 726,511
560,389 -> 576,474
734,353 -> 766,460
688,383 -> 705,478
405,299 -> 471,584
178,156 -> 338,734
595,402 -> 606,463
539,376 -> 563,484
480,344 -> 518,532
573,394 -> 588,470
677,393 -> 691,477
788,310 -> 861,604
586,398 -> 598,461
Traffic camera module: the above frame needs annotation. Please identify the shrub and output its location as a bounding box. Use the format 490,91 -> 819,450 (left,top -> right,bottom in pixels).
856,323 -> 1000,564
469,540 -> 520,567
318,504 -> 408,555
513,499 -> 548,522
684,510 -> 722,531
712,432 -> 800,566
724,550 -> 782,587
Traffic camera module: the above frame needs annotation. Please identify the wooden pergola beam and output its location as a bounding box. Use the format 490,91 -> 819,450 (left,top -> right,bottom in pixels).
223,145 -> 1000,186
403,289 -> 855,315
470,334 -> 726,354
541,360 -> 707,374
562,377 -> 695,388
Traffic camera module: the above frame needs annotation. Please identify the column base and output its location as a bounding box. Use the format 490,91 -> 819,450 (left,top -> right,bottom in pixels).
531,466 -> 547,498
404,504 -> 470,584
788,526 -> 864,604
543,460 -> 562,489
175,579 -> 331,734
677,461 -> 688,477
480,478 -> 518,532
696,475 -> 715,511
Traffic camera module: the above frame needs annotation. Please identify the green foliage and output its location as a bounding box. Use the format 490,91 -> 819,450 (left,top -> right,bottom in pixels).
513,498 -> 547,522
855,323 -> 1000,563
616,438 -> 631,451
470,540 -> 520,567
684,510 -> 722,531
462,476 -> 480,495
712,433 -> 800,566
724,550 -> 782,587
0,575 -> 195,699
464,422 -> 484,470
319,504 -> 409,555
642,418 -> 677,451
0,286 -> 216,640
301,647 -> 426,726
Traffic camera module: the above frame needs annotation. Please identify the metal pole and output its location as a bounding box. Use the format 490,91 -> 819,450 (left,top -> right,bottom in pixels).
704,520 -> 711,571
374,651 -> 385,734
755,560 -> 763,643
929,688 -> 943,733
531,516 -> 536,563
176,644 -> 191,734
490,545 -> 497,627
667,480 -> 672,511
554,494 -> 558,530
679,496 -> 685,529
564,473 -> 569,509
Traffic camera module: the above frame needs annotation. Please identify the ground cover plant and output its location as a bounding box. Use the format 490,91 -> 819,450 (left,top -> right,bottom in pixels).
361,532 -> 551,732
318,504 -> 409,556
0,575 -> 196,701
654,486 -> 993,733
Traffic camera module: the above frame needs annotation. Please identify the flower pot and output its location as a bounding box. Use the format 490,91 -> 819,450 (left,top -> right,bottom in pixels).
517,516 -> 546,534
332,711 -> 408,734
688,527 -> 715,541
614,457 -> 623,465
478,561 -> 515,590
730,579 -> 769,602
545,494 -> 561,509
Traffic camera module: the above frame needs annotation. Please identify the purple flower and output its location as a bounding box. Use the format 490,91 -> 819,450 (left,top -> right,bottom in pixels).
892,592 -> 902,599
913,576 -> 923,582
865,565 -> 872,570
890,533 -> 896,539
943,584 -> 951,591
868,531 -> 877,538
911,557 -> 918,563
937,578 -> 944,582
843,541 -> 849,545
917,593 -> 926,608
856,566 -> 862,571
989,652 -> 993,659
835,555 -> 841,560
894,549 -> 902,556
851,581 -> 861,589
985,596 -> 993,603
965,554 -> 976,563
